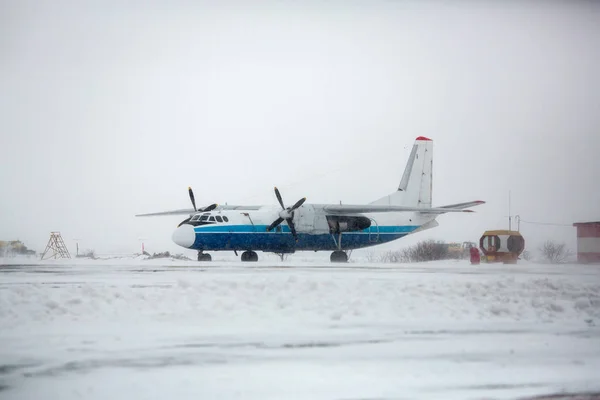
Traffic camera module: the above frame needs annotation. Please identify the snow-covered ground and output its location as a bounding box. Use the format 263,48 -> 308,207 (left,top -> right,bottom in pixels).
1,258 -> 599,400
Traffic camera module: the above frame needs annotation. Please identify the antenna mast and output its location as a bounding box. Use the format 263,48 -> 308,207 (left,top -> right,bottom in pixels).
508,190 -> 512,231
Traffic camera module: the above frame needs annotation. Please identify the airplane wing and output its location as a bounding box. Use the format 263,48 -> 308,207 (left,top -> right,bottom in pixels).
322,201 -> 484,215
218,205 -> 263,210
136,208 -> 195,217
135,205 -> 263,217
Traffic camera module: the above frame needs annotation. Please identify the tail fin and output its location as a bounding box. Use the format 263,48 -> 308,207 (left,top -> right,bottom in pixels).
370,136 -> 433,207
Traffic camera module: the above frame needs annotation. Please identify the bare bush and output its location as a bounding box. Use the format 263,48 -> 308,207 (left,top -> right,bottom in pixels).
378,250 -> 405,263
77,249 -> 96,259
379,240 -> 450,263
146,251 -> 191,261
364,251 -> 378,263
539,240 -> 573,264
148,251 -> 171,259
404,240 -> 449,262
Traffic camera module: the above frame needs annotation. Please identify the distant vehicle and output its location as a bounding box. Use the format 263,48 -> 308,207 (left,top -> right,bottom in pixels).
136,137 -> 485,262
447,241 -> 478,259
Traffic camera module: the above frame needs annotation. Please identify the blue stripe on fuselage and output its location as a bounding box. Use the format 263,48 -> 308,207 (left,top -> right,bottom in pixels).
189,224 -> 419,251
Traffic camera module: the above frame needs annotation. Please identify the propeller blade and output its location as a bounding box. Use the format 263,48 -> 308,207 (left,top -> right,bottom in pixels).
188,187 -> 197,211
202,203 -> 218,212
266,217 -> 284,232
290,197 -> 306,211
286,218 -> 298,241
177,216 -> 192,227
274,187 -> 285,210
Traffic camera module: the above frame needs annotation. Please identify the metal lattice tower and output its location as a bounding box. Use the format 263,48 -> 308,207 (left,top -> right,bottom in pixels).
41,232 -> 71,260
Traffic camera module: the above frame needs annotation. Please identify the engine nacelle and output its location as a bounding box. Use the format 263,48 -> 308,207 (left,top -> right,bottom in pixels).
326,215 -> 371,233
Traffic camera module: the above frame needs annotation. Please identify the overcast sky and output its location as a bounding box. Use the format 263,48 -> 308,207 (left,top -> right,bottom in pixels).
1,0 -> 599,257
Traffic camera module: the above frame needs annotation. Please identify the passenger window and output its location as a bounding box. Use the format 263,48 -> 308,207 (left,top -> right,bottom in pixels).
209,216 -> 215,222
200,216 -> 209,222
216,216 -> 223,222
223,216 -> 229,222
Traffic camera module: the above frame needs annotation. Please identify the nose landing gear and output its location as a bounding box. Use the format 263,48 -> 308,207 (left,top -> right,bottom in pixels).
197,251 -> 212,261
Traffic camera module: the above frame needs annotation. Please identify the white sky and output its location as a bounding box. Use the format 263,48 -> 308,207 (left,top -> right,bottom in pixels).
1,0 -> 599,257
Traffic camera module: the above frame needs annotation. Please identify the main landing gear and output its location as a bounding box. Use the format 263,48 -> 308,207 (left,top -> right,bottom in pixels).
330,250 -> 348,263
241,251 -> 258,262
330,231 -> 348,263
197,251 -> 212,261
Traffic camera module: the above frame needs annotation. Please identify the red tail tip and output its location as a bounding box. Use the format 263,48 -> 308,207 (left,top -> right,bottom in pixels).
415,136 -> 432,141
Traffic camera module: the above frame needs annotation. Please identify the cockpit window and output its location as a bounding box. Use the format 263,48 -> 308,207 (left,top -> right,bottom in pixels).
191,215 -> 200,221
208,216 -> 215,222
216,216 -> 223,222
200,215 -> 209,222
223,216 -> 229,222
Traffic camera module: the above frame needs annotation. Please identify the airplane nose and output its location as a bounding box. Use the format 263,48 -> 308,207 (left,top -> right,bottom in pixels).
172,224 -> 196,248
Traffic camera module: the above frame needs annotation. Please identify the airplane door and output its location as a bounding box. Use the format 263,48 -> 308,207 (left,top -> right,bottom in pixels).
369,218 -> 380,242
296,205 -> 316,233
314,213 -> 329,233
241,213 -> 257,232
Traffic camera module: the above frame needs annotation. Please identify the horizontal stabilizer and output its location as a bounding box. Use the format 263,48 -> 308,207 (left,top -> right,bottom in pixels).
418,200 -> 485,215
438,200 -> 486,210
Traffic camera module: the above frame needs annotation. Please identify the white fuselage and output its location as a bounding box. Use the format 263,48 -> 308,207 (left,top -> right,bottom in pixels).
172,204 -> 437,253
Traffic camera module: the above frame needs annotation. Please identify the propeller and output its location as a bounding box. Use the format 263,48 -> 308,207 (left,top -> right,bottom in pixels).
188,186 -> 218,212
188,186 -> 197,211
202,203 -> 218,212
178,187 -> 218,227
266,187 -> 306,241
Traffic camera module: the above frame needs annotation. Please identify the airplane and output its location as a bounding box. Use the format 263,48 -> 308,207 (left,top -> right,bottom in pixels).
136,136 -> 485,262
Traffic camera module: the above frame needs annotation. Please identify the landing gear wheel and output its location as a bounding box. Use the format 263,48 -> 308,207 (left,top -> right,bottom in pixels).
330,250 -> 348,263
241,251 -> 258,262
198,253 -> 212,261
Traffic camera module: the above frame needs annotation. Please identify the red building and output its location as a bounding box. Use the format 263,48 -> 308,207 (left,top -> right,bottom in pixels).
573,221 -> 600,263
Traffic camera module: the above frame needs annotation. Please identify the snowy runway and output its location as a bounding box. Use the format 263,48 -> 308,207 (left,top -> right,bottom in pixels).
1,261 -> 599,399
